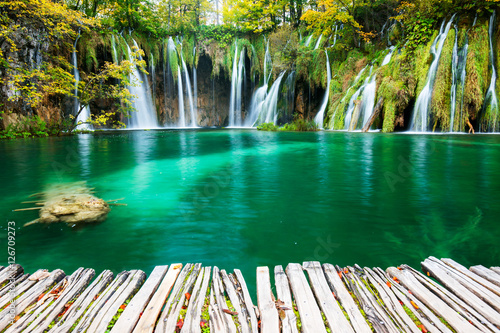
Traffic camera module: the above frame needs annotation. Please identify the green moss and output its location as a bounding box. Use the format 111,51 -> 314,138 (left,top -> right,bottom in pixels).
430,28 -> 455,131
464,22 -> 489,123
413,30 -> 438,98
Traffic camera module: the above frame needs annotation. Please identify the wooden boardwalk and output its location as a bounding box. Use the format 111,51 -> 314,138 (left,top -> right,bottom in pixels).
1,256 -> 500,332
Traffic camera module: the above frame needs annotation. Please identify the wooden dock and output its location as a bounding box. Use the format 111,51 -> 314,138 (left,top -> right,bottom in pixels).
1,256 -> 500,332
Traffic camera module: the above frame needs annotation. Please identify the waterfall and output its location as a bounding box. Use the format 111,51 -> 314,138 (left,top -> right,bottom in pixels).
314,35 -> 323,50
177,65 -> 186,127
229,44 -> 246,127
193,46 -> 198,120
305,35 -> 313,47
481,11 -> 499,132
246,40 -> 273,126
111,35 -> 119,63
181,54 -> 197,127
123,38 -> 158,129
449,25 -> 459,132
457,35 -> 469,132
254,72 -> 286,125
332,26 -> 338,47
410,15 -> 455,132
72,35 -> 91,130
150,53 -> 156,107
314,51 -> 331,129
360,74 -> 377,129
344,66 -> 372,129
282,71 -> 296,123
381,46 -> 396,66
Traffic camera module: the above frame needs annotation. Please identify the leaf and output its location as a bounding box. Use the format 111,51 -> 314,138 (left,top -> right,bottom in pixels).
222,309 -> 238,315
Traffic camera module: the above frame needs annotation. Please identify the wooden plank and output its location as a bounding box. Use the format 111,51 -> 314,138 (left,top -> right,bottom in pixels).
401,265 -> 495,333
303,261 -> 354,333
470,265 -> 500,288
0,274 -> 29,299
209,285 -> 226,333
371,268 -> 449,333
111,266 -> 169,333
491,267 -> 500,275
72,271 -> 130,332
441,258 -> 500,296
422,258 -> 500,326
5,269 -> 82,333
0,269 -> 65,331
133,263 -> 182,333
322,264 -> 371,333
221,269 -> 251,333
364,267 -> 421,333
87,270 -> 146,333
234,269 -> 259,333
285,263 -> 326,333
212,266 -> 237,333
274,265 -> 298,333
181,266 -> 211,333
161,263 -> 202,333
49,270 -> 114,333
153,263 -> 193,333
387,266 -> 483,333
346,266 -> 400,333
0,264 -> 24,286
28,268 -> 96,333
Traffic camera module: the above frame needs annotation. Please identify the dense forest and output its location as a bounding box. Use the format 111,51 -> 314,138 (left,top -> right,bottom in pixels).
1,0 -> 500,136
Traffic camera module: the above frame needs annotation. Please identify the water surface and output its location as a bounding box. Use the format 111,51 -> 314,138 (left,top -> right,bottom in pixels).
1,130 -> 499,292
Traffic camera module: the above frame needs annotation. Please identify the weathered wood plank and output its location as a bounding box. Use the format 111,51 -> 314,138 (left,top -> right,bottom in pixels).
387,266 -> 483,333
285,263 -> 326,333
347,266 -> 400,333
212,266 -> 237,333
491,267 -> 500,275
470,265 -> 500,288
422,258 -> 500,326
29,268 -> 96,333
303,261 -> 354,333
274,265 -> 298,333
49,270 -> 114,333
181,266 -> 211,333
0,273 -> 33,308
441,258 -> 500,296
257,266 -> 279,333
209,285 -> 226,333
87,269 -> 146,333
134,263 -> 182,333
72,271 -> 130,332
372,268 -> 449,333
0,264 -> 23,286
401,265 -> 495,333
161,263 -> 202,333
0,269 -> 65,331
0,274 -> 29,299
111,265 -> 169,333
364,267 -> 421,333
234,269 -> 259,333
322,264 -> 371,333
221,269 -> 251,333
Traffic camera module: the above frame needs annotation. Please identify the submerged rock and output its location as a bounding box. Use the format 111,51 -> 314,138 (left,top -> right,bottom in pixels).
23,182 -> 112,227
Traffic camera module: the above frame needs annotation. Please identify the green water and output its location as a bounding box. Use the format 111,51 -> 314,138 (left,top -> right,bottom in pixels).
1,130 -> 500,292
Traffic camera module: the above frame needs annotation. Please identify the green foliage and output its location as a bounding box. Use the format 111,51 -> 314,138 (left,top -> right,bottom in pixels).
0,115 -> 71,139
257,116 -> 318,131
405,14 -> 437,54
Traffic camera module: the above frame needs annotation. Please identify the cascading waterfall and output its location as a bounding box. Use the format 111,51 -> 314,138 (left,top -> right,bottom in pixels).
360,74 -> 377,129
111,35 -> 119,63
481,11 -> 499,132
457,35 -> 469,132
449,25 -> 459,132
123,38 -> 158,129
344,66 -> 373,129
229,45 -> 246,127
282,71 -> 296,123
381,46 -> 396,66
314,50 -> 331,129
331,25 -> 338,47
254,72 -> 286,125
246,40 -> 273,126
150,53 -> 156,107
410,15 -> 455,132
181,53 -> 197,127
177,65 -> 186,127
72,34 -> 91,130
193,46 -> 198,119
314,35 -> 323,50
305,35 -> 313,47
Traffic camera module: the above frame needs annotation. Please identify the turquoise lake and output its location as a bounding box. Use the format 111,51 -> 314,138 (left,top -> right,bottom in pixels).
1,130 -> 500,292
